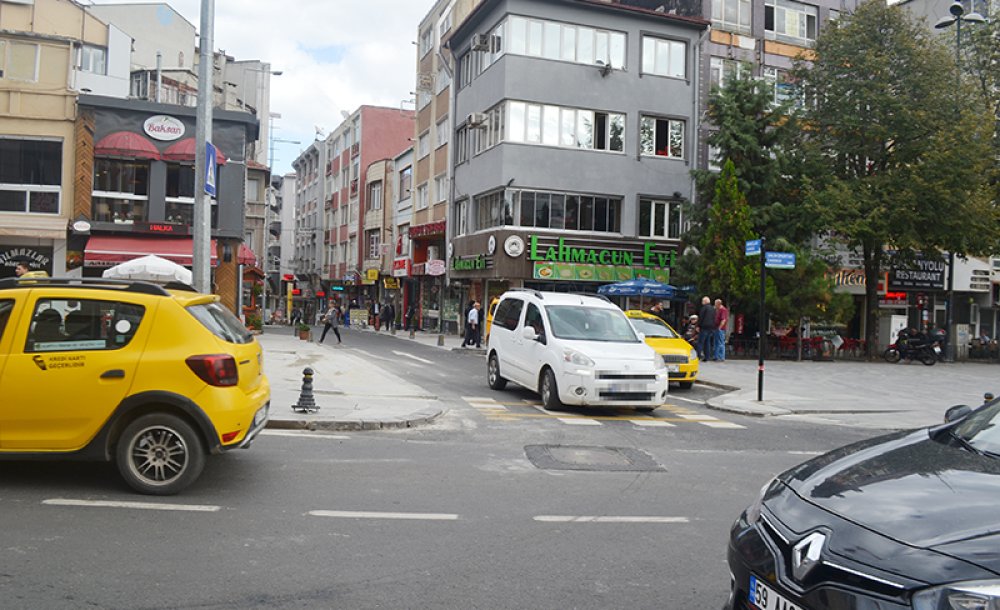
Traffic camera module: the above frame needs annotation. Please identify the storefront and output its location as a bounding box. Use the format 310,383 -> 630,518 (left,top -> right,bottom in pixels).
409,220 -> 460,333
0,244 -> 54,278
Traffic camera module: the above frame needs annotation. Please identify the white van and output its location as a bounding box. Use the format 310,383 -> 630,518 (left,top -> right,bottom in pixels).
486,289 -> 668,411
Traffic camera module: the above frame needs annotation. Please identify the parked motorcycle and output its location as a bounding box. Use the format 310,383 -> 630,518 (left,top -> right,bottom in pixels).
883,341 -> 939,365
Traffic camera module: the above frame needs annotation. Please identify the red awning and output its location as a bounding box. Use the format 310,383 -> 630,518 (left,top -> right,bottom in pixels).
94,131 -> 162,160
84,235 -> 218,268
162,138 -> 228,164
238,243 -> 257,266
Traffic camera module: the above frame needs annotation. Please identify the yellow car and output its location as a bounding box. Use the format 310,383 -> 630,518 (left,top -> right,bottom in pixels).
0,277 -> 270,495
624,310 -> 698,389
484,297 -> 500,340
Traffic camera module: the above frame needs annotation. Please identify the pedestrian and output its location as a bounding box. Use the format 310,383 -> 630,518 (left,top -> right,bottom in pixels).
13,256 -> 31,277
714,298 -> 729,362
368,301 -> 377,330
405,303 -> 417,331
379,301 -> 392,332
291,307 -> 302,326
319,307 -> 342,344
472,301 -> 482,347
697,296 -> 717,361
465,301 -> 481,347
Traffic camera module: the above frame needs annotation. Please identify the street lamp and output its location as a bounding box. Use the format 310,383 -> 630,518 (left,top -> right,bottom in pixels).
241,65 -> 282,111
935,1 -> 986,361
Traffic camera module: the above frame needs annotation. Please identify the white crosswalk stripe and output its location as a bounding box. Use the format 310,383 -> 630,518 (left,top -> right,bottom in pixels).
629,420 -> 676,427
557,418 -> 603,426
700,421 -> 747,429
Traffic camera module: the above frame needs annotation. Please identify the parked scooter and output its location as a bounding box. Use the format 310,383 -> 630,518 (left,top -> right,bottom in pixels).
883,328 -> 939,365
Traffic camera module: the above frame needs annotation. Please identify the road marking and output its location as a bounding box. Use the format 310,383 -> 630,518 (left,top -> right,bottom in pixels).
260,430 -> 351,439
43,498 -> 220,512
308,510 -> 458,521
673,413 -> 707,420
534,515 -> 689,524
700,421 -> 747,429
629,419 -> 676,427
557,417 -> 603,426
667,395 -> 704,404
788,451 -> 824,456
392,350 -> 435,365
462,396 -> 497,403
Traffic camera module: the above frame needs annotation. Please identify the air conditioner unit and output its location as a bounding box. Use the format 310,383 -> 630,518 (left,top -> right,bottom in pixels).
470,34 -> 490,51
466,112 -> 488,128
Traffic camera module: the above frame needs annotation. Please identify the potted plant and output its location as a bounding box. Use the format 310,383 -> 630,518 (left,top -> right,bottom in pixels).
246,314 -> 263,333
297,322 -> 311,340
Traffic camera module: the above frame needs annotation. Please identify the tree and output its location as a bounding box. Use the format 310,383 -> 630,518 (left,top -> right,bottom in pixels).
698,159 -> 757,309
793,0 -> 999,359
959,16 -> 1000,202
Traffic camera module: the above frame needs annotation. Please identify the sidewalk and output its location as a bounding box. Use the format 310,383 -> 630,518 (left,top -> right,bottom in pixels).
696,357 -> 999,429
259,328 -> 445,431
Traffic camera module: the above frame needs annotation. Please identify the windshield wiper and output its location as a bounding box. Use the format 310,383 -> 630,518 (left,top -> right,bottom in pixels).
948,429 -> 986,456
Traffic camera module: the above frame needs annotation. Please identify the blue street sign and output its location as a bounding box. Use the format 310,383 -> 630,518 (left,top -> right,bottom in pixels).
745,239 -> 762,256
204,142 -> 218,197
765,251 -> 796,269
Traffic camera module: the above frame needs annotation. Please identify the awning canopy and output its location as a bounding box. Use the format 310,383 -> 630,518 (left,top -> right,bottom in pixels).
238,243 -> 257,266
94,131 -> 162,160
84,235 -> 218,268
162,138 -> 228,164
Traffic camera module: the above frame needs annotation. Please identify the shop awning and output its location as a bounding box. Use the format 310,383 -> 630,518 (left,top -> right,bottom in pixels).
162,138 -> 228,164
94,131 -> 162,160
84,235 -> 218,268
238,243 -> 257,266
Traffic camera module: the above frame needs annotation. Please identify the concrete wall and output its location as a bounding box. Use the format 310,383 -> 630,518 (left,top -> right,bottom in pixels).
88,3 -> 196,70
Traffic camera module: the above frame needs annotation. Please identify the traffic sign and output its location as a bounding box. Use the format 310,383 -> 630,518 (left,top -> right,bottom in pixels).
765,252 -> 796,269
204,142 -> 217,197
745,239 -> 762,256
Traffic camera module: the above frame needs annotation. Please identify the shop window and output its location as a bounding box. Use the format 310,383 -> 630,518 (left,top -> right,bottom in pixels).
0,138 -> 61,214
640,116 -> 685,159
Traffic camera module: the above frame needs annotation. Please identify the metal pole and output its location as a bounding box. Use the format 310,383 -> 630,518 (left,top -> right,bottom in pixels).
155,51 -> 162,103
193,0 -> 215,294
757,238 -> 766,402
944,17 -> 961,362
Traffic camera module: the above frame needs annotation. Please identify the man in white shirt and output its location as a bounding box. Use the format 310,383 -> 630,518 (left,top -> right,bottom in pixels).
465,301 -> 482,348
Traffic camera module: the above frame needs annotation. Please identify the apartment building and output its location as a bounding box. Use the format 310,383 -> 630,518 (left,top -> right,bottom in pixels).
0,0 -> 129,278
446,0 -> 708,319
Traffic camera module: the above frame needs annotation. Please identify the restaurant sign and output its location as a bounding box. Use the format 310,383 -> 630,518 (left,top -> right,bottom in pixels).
889,255 -> 946,291
452,254 -> 492,271
143,115 -> 185,141
528,236 -> 675,270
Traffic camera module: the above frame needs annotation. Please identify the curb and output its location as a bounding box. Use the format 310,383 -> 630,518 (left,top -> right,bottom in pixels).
451,347 -> 486,355
705,396 -> 791,418
266,407 -> 445,432
695,378 -> 740,392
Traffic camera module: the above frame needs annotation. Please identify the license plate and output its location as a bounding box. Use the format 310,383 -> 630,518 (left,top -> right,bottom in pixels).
933,346 -> 941,354
254,405 -> 269,426
667,365 -> 680,373
609,383 -> 644,392
748,575 -> 803,610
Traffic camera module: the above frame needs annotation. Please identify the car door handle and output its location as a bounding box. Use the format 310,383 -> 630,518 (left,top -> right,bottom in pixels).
100,369 -> 126,379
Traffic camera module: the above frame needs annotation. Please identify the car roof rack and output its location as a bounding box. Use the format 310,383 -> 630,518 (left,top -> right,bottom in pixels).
506,287 -> 544,299
0,277 -> 172,296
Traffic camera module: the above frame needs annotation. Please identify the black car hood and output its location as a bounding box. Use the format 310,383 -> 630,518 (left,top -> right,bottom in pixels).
782,429 -> 1000,570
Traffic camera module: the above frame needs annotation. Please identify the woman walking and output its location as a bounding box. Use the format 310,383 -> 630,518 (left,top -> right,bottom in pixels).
320,306 -> 342,344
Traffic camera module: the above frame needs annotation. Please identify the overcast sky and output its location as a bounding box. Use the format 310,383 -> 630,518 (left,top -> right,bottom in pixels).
91,0 -> 433,174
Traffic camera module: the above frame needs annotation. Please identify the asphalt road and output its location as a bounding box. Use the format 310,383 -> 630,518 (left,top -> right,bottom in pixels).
0,329 -> 883,609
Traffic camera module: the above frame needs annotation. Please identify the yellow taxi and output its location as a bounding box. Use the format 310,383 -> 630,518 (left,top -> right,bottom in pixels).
624,310 -> 698,389
0,277 -> 270,495
484,297 -> 500,340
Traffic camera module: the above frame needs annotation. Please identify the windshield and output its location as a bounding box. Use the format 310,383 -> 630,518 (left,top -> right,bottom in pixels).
953,400 -> 1000,456
546,306 -> 640,343
629,317 -> 679,339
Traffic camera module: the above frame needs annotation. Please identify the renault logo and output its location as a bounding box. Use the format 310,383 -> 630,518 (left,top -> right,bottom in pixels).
791,532 -> 826,582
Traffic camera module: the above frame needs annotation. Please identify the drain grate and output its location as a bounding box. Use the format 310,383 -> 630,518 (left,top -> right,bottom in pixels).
524,445 -> 665,472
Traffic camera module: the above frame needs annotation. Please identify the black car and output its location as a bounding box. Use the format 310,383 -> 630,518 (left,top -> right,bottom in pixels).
726,399 -> 1000,610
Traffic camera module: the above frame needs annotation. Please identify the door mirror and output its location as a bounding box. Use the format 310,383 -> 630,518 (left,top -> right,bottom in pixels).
522,326 -> 538,341
636,332 -> 646,341
944,404 -> 972,423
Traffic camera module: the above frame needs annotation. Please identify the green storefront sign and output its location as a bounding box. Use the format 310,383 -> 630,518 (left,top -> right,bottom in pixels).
528,236 -> 675,270
452,254 -> 488,271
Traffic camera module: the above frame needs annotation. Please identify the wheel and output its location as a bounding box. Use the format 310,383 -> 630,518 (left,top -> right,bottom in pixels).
540,368 -> 563,411
678,381 -> 693,390
487,353 -> 507,390
883,348 -> 901,364
116,413 -> 205,496
920,351 -> 937,366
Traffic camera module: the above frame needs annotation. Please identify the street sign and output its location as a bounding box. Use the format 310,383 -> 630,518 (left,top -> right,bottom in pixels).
204,142 -> 217,197
765,251 -> 796,269
745,239 -> 762,256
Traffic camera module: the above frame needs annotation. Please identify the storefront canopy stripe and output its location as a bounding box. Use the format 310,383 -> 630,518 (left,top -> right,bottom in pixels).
84,236 -> 218,267
162,138 -> 228,164
94,131 -> 162,160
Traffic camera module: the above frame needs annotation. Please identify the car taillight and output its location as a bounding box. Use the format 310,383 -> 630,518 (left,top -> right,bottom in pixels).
186,354 -> 239,387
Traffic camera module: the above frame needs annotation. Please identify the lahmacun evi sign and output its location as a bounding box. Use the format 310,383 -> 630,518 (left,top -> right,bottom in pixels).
143,115 -> 186,141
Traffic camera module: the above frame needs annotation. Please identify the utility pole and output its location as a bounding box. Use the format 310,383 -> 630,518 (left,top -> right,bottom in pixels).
192,0 -> 215,294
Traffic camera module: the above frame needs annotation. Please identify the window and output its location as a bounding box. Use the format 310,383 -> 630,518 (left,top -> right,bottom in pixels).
517,190 -> 620,233
438,9 -> 453,38
641,37 -> 686,78
524,303 -> 545,337
399,224 -> 410,256
472,104 -> 505,155
710,57 -> 751,90
506,101 -> 624,153
367,180 -> 383,211
765,0 -> 818,45
640,116 -> 685,159
164,163 -> 215,226
418,131 -> 430,158
454,197 -> 468,236
26,299 -> 145,353
415,184 -> 428,210
638,198 -> 683,238
79,44 -> 107,75
436,116 -> 449,147
494,298 -> 524,332
366,230 -> 380,259
506,16 -> 626,70
419,27 -> 434,57
435,68 -> 450,94
246,177 -> 261,201
712,0 -> 752,34
763,67 -> 799,107
474,190 -> 512,231
0,138 -> 61,214
399,165 -> 413,201
434,174 -> 448,203
455,126 -> 469,164
92,158 -> 151,224
2,40 -> 39,81
0,300 -> 12,341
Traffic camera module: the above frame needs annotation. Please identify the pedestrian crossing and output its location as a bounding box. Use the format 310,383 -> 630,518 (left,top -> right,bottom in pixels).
460,396 -> 746,429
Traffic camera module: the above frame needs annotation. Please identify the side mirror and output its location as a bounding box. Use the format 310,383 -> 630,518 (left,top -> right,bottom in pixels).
944,405 -> 972,423
636,332 -> 646,340
522,326 -> 538,341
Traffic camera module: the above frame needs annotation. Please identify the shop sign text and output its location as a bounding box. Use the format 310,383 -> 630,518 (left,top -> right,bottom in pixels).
528,236 -> 674,270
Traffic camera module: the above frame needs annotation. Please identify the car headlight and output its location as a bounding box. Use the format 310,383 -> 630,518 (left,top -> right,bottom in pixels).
653,354 -> 666,370
690,349 -> 699,362
745,478 -> 776,524
912,581 -> 1000,610
563,348 -> 595,367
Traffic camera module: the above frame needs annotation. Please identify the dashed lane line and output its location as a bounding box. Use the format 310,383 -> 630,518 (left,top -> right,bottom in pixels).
308,510 -> 458,521
534,515 -> 690,524
392,350 -> 435,365
43,499 -> 220,512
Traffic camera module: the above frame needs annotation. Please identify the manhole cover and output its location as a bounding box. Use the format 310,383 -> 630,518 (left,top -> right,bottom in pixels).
524,445 -> 664,472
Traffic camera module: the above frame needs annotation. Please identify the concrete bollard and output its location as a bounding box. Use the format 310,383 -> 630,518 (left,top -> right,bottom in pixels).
391,324 -> 397,336
291,367 -> 319,413
437,334 -> 445,347
409,328 -> 416,339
